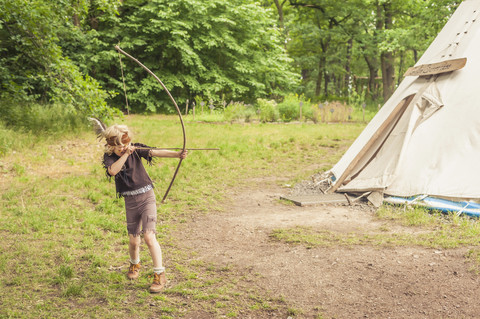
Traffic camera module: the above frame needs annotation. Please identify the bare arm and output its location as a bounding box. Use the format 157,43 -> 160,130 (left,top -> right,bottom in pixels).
107,145 -> 136,176
150,149 -> 188,159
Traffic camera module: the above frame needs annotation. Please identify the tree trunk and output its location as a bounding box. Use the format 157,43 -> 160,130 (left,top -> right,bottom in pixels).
344,38 -> 353,92
380,2 -> 395,102
397,51 -> 404,86
364,55 -> 379,100
320,38 -> 330,97
324,69 -> 329,97
73,14 -> 80,27
381,51 -> 395,101
272,0 -> 285,29
273,0 -> 288,50
315,56 -> 324,96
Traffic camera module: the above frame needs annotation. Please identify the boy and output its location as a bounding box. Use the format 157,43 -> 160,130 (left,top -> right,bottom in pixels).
101,124 -> 187,293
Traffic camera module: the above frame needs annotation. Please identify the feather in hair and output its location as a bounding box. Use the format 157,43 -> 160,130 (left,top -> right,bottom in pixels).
87,117 -> 107,139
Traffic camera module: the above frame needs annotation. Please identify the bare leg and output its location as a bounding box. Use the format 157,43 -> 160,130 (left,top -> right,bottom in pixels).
143,231 -> 163,268
129,234 -> 141,262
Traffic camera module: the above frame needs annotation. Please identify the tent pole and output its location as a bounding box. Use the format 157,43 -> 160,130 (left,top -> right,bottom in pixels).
328,94 -> 415,193
329,76 -> 438,194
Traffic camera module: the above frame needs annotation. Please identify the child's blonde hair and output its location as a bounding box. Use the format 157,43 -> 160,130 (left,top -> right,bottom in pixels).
103,124 -> 133,155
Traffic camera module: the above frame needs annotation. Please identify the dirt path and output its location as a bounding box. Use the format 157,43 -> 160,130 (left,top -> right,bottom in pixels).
179,181 -> 480,318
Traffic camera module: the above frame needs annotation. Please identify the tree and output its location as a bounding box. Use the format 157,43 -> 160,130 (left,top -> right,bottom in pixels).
272,0 -> 288,30
84,0 -> 299,113
285,0 -> 460,103
0,0 -> 118,117
287,0 -> 355,99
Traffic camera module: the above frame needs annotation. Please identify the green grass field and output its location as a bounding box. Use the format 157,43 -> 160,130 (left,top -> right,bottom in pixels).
1,115 -> 480,318
0,115 -> 363,318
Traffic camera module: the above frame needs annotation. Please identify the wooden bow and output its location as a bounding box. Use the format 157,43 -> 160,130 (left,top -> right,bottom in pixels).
115,45 -> 186,203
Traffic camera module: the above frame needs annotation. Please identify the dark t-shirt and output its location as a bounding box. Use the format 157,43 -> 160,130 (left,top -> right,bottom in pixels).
103,143 -> 153,197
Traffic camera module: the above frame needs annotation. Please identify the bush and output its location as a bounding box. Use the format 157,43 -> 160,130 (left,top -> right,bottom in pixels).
0,123 -> 17,156
277,94 -> 310,122
223,102 -> 256,123
0,101 -> 85,133
257,99 -> 279,123
243,107 -> 257,123
302,105 -> 320,123
347,89 -> 366,110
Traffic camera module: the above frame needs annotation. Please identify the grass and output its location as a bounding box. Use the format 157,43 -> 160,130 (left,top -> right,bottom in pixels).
177,102 -> 377,125
0,114 -> 363,318
270,205 -> 480,250
3,113 -> 480,317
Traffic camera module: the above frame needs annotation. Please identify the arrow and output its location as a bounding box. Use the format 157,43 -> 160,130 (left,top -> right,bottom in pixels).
135,147 -> 219,151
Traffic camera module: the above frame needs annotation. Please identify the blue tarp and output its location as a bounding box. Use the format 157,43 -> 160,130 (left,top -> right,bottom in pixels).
384,195 -> 480,218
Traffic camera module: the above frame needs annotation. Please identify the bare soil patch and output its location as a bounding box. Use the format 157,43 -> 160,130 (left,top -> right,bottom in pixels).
178,178 -> 480,318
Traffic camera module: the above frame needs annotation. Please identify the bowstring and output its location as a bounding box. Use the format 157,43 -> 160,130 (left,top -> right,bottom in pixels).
119,46 -> 164,201
117,46 -> 130,115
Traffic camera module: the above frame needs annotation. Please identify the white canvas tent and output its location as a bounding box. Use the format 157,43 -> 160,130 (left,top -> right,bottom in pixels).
329,0 -> 480,216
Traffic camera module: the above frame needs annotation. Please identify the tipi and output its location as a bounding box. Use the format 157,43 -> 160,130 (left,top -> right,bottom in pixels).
328,0 -> 480,216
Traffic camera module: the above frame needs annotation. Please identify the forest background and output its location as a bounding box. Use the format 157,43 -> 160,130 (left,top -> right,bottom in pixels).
0,0 -> 461,127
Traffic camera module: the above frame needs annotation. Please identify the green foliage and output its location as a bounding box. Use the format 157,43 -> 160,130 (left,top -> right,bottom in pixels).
302,104 -> 318,123
348,88 -> 366,110
0,101 -> 86,133
257,98 -> 279,123
278,96 -> 299,122
223,102 -> 256,123
277,94 -> 309,122
87,0 -> 299,113
48,61 -> 119,119
0,123 -> 18,156
285,0 -> 460,102
0,101 -> 104,156
0,0 -> 117,118
0,0 -> 463,120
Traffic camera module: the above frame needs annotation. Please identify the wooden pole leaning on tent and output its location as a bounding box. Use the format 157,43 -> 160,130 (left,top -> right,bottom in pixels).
327,94 -> 415,193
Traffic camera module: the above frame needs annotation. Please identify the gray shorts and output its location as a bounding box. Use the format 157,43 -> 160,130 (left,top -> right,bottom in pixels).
124,189 -> 157,236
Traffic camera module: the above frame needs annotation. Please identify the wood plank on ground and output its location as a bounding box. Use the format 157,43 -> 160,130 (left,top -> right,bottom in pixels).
280,193 -> 349,206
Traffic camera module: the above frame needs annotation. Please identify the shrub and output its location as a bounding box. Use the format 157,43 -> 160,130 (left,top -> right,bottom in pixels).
243,107 -> 257,123
277,94 -> 310,122
347,89 -> 366,110
0,123 -> 16,156
0,101 -> 85,133
223,102 -> 256,123
257,99 -> 279,123
302,105 -> 320,123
